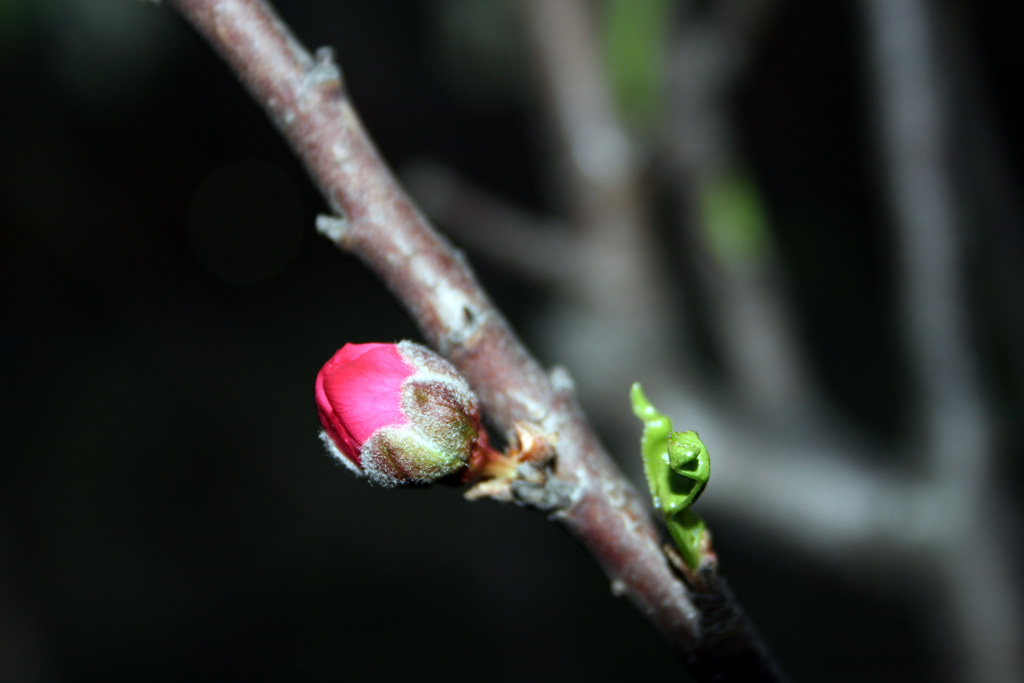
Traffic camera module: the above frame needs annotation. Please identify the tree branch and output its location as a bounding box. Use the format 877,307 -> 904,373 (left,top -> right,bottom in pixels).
402,161 -> 574,286
515,0 -> 684,372
665,3 -> 817,417
862,0 -> 990,484
163,0 -> 784,678
861,0 -> 1022,679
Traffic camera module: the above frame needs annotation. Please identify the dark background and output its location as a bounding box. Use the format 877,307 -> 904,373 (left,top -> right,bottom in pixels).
2,1 -> 1022,681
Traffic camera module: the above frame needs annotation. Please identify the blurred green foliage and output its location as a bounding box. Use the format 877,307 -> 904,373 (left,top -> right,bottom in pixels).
699,169 -> 770,269
601,0 -> 673,134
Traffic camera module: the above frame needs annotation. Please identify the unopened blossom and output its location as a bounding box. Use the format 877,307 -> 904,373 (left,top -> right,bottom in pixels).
315,341 -> 493,486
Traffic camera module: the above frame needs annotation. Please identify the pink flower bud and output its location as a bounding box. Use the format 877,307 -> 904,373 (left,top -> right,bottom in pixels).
315,341 -> 492,486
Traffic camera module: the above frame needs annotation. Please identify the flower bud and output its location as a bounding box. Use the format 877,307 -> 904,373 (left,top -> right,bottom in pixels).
315,341 -> 490,486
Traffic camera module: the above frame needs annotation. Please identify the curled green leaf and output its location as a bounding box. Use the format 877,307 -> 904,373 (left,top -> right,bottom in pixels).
631,382 -> 710,570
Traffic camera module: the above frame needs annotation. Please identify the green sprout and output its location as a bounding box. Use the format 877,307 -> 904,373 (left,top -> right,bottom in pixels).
630,382 -> 710,570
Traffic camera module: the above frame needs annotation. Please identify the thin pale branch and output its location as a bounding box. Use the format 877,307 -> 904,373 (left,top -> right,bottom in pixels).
515,0 -> 680,364
403,161 -> 574,286
163,0 -> 784,678
937,3 -> 1024,410
862,0 -> 1022,680
862,0 -> 990,483
666,5 -> 816,416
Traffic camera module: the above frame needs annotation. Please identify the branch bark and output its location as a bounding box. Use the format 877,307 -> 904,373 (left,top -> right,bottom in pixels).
164,0 -> 784,679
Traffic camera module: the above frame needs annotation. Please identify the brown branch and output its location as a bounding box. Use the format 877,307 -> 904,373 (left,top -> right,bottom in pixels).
163,0 -> 784,678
